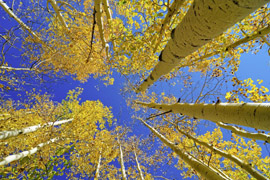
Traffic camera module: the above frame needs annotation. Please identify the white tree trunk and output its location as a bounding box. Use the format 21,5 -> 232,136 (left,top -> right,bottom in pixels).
0,0 -> 41,41
153,0 -> 185,53
134,150 -> 144,180
137,0 -> 270,92
174,125 -> 268,180
136,102 -> 270,131
0,118 -> 73,140
94,0 -> 107,50
94,153 -> 102,180
0,138 -> 58,166
138,118 -> 230,180
118,138 -> 127,180
47,0 -> 68,30
217,122 -> 270,143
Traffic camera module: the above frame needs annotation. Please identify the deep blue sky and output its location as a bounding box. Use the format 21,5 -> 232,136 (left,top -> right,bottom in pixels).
1,1 -> 270,179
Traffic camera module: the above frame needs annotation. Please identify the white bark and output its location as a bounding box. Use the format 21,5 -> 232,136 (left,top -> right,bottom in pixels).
136,102 -> 270,131
153,0 -> 185,53
95,0 -> 107,51
137,0 -> 270,92
0,0 -> 41,42
185,25 -> 270,67
102,0 -> 112,20
134,149 -> 144,180
138,118 -> 230,180
118,138 -> 127,180
217,122 -> 270,143
174,125 -> 268,180
0,66 -> 34,71
0,138 -> 58,166
0,118 -> 73,140
94,153 -> 102,180
47,0 -> 68,30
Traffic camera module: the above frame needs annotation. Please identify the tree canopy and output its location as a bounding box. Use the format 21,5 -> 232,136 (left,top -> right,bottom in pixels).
1,0 -> 270,179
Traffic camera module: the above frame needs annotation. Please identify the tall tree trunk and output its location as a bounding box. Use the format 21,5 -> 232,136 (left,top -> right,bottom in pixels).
138,118 -> 230,180
136,101 -> 270,131
217,122 -> 270,142
0,118 -> 73,140
118,138 -> 127,180
0,0 -> 41,42
94,153 -> 102,180
173,123 -> 268,180
133,149 -> 144,180
0,138 -> 59,166
137,0 -> 270,92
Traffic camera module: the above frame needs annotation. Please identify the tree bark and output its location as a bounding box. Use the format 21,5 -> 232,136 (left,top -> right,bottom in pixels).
94,153 -> 102,180
0,0 -> 41,42
118,138 -> 127,180
0,138 -> 59,166
136,101 -> 270,131
217,122 -> 270,143
134,149 -> 144,180
0,118 -> 73,140
174,124 -> 268,180
137,0 -> 270,92
47,0 -> 68,31
138,118 -> 230,180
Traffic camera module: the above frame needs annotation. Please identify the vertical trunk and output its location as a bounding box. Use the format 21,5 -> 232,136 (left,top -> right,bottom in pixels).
136,102 -> 270,131
133,150 -> 144,180
174,124 -> 268,180
137,0 -> 270,92
0,138 -> 59,166
217,122 -> 270,142
94,153 -> 102,180
0,0 -> 41,42
118,138 -> 127,180
0,118 -> 73,140
94,0 -> 107,50
138,118 -> 230,180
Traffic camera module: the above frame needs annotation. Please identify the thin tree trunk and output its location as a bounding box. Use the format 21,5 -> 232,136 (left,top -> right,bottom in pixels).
138,118 -> 230,180
47,0 -> 68,30
133,149 -> 144,180
0,118 -> 73,140
0,138 -> 59,166
136,101 -> 270,131
94,153 -> 102,180
217,122 -> 270,143
118,137 -> 127,180
172,123 -> 268,180
137,0 -> 270,92
0,0 -> 41,42
0,66 -> 34,71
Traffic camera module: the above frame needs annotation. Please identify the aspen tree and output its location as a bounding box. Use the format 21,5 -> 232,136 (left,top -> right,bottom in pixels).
0,0 -> 41,42
137,0 -> 270,92
94,153 -> 102,180
0,118 -> 73,140
136,101 -> 270,131
47,0 -> 68,31
169,121 -> 268,180
138,118 -> 230,180
0,138 -> 59,166
117,136 -> 127,180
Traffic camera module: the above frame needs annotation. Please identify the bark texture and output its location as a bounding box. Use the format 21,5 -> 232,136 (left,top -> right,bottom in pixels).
137,0 -> 270,92
136,102 -> 270,131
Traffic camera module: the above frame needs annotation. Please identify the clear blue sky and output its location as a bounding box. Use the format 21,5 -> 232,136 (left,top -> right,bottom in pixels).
1,1 -> 270,179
